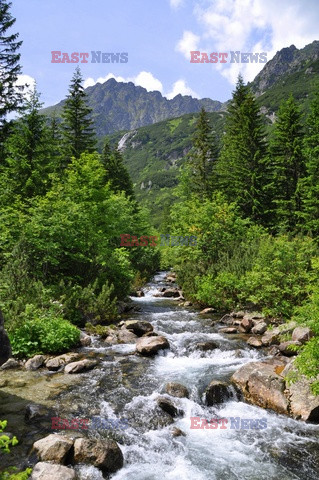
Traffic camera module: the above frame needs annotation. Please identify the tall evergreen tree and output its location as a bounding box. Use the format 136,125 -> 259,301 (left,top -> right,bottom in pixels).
268,94 -> 305,232
3,87 -> 52,199
182,108 -> 219,200
299,89 -> 319,234
102,139 -> 134,198
216,75 -> 268,222
61,67 -> 96,160
0,1 -> 24,124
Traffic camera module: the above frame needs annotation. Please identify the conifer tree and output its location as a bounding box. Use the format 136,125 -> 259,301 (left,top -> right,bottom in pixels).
268,94 -> 305,232
102,139 -> 134,198
299,89 -> 319,234
0,1 -> 24,124
61,67 -> 96,160
181,108 -> 218,200
216,75 -> 268,222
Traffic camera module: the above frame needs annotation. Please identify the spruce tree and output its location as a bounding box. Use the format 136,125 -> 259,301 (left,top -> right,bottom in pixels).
0,1 -> 24,124
181,108 -> 218,200
3,87 -> 52,199
61,67 -> 96,160
216,75 -> 268,222
102,139 -> 134,198
299,89 -> 319,234
268,94 -> 305,232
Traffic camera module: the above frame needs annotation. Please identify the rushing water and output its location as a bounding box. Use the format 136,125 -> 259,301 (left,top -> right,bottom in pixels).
58,272 -> 319,480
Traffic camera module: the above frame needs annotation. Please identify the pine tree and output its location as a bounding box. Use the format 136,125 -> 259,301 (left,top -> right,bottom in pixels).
299,89 -> 319,234
181,108 -> 218,200
61,67 -> 96,160
0,1 -> 24,125
268,94 -> 305,232
216,75 -> 268,223
102,139 -> 134,198
3,87 -> 52,199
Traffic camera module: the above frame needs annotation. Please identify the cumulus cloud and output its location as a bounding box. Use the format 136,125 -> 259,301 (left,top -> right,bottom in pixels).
170,0 -> 184,9
176,0 -> 319,84
166,79 -> 199,99
176,30 -> 200,59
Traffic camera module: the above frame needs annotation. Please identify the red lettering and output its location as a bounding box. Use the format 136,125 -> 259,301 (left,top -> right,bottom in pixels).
200,53 -> 210,63
139,235 -> 149,246
51,417 -> 62,429
219,52 -> 228,63
149,236 -> 158,247
51,51 -> 61,63
130,235 -> 140,246
190,416 -> 201,429
61,52 -> 71,63
79,419 -> 89,430
210,53 -> 218,63
120,234 -> 132,246
218,418 -> 228,429
80,53 -> 89,63
190,51 -> 200,63
71,52 -> 79,63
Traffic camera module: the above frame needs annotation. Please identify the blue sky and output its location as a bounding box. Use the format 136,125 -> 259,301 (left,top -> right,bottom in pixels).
11,0 -> 319,107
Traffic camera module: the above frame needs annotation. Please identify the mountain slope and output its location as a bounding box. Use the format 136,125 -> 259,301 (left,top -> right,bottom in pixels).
43,78 -> 222,136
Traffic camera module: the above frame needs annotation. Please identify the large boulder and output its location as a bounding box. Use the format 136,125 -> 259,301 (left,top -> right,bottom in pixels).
136,336 -> 169,356
231,360 -> 290,415
0,310 -> 11,366
261,328 -> 280,346
195,341 -> 219,351
292,327 -> 313,344
33,434 -> 73,463
219,327 -> 238,334
238,317 -> 253,333
247,337 -> 263,348
25,355 -> 46,371
200,308 -> 215,315
165,382 -> 189,398
73,437 -> 123,473
64,359 -> 98,374
205,380 -> 232,406
162,288 -> 180,298
124,320 -> 153,336
278,341 -> 301,356
30,462 -> 76,480
79,331 -> 91,346
0,358 -> 20,370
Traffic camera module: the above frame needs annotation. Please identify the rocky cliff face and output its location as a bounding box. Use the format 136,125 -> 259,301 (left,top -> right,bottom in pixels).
250,40 -> 319,96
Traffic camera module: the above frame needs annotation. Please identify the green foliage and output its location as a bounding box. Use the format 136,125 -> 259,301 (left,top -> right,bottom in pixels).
102,140 -> 134,198
0,420 -> 32,480
75,280 -> 119,325
85,322 -> 114,338
8,306 -> 80,357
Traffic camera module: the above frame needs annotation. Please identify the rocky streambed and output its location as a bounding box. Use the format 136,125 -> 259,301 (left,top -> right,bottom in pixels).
1,272 -> 319,479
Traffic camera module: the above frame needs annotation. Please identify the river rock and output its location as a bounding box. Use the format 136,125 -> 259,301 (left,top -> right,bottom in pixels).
30,462 -> 76,480
278,341 -> 301,356
33,434 -> 73,463
79,331 -> 91,346
184,301 -> 192,307
247,337 -> 263,348
261,328 -> 280,346
195,341 -> 219,351
25,355 -> 46,371
117,328 -> 138,343
157,397 -> 182,417
64,359 -> 98,374
45,353 -> 81,371
162,288 -> 180,298
238,317 -> 253,333
292,327 -> 313,344
219,327 -> 238,334
165,382 -> 189,398
25,404 -> 55,423
136,336 -> 169,355
124,320 -> 153,336
200,307 -> 215,314
231,360 -> 289,414
205,380 -> 231,406
73,437 -> 123,473
171,427 -> 186,437
251,322 -> 267,335
230,311 -> 245,318
0,358 -> 20,370
219,314 -> 234,325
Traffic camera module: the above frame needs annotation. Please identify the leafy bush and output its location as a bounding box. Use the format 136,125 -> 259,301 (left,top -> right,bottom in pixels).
0,420 -> 32,480
8,306 -> 80,357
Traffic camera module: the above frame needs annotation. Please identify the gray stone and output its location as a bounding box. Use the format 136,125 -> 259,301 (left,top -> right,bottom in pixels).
33,434 -> 73,463
165,382 -> 189,398
251,322 -> 268,335
30,462 -> 76,480
73,437 -> 123,473
25,355 -> 45,371
205,380 -> 231,406
136,336 -> 169,355
64,359 -> 98,374
292,327 -> 313,344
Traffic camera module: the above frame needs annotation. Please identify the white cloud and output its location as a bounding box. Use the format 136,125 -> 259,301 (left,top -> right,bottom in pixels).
176,0 -> 319,85
16,74 -> 36,101
84,73 -> 126,89
170,0 -> 184,9
166,79 -> 199,99
176,30 -> 200,59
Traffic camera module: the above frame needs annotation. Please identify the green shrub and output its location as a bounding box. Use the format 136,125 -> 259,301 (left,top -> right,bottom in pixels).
0,420 -> 32,480
8,306 -> 80,358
